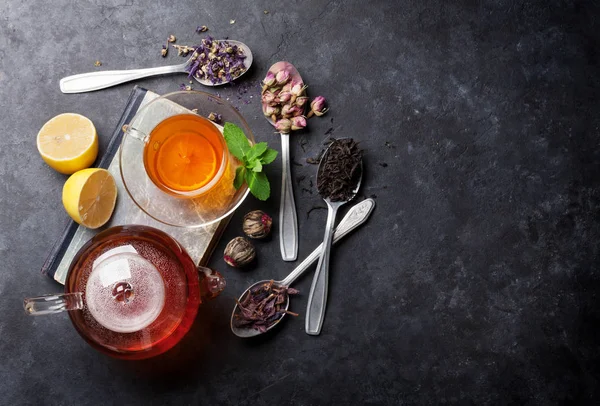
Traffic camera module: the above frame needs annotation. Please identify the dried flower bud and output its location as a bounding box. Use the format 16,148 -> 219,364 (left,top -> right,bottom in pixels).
263,105 -> 280,117
196,25 -> 209,33
290,81 -> 307,97
278,91 -> 292,103
291,116 -> 307,131
295,96 -> 309,108
167,34 -> 176,43
208,112 -> 223,124
224,237 -> 255,267
275,69 -> 290,85
281,104 -> 294,117
161,45 -> 168,57
262,90 -> 277,105
308,96 -> 329,117
275,118 -> 292,133
281,82 -> 292,93
94,60 -> 102,67
243,210 -> 273,239
263,72 -> 276,88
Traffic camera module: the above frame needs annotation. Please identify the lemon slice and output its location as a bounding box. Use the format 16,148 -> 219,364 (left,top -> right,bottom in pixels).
62,168 -> 117,229
37,113 -> 98,174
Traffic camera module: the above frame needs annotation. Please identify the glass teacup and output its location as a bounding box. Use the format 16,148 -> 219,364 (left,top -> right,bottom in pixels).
120,90 -> 255,228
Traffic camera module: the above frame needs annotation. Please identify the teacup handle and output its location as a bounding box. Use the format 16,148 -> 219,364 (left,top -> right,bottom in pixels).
198,267 -> 226,300
124,125 -> 149,143
24,293 -> 84,316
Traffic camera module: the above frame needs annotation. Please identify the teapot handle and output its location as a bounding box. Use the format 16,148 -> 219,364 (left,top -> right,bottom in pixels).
197,267 -> 226,300
24,293 -> 84,316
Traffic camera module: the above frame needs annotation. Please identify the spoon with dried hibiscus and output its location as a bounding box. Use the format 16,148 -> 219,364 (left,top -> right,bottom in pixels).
305,138 -> 363,336
60,37 -> 253,93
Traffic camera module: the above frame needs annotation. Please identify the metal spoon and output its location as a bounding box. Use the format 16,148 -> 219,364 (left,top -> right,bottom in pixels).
305,140 -> 363,335
262,61 -> 302,261
59,40 -> 253,94
231,198 -> 375,338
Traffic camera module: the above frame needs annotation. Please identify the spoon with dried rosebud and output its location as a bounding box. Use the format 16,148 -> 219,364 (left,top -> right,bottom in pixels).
261,61 -> 308,261
60,38 -> 253,93
305,138 -> 363,336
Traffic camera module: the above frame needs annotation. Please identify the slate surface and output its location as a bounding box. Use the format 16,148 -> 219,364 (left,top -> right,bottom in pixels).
1,0 -> 599,404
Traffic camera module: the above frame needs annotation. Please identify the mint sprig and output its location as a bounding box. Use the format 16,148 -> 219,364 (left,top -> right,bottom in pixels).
224,122 -> 277,201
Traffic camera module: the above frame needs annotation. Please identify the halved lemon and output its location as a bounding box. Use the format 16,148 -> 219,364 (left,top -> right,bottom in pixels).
37,113 -> 98,174
62,168 -> 117,229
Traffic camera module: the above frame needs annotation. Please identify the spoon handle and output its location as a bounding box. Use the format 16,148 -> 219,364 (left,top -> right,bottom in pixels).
59,63 -> 188,94
279,133 -> 299,261
280,198 -> 375,287
305,203 -> 339,336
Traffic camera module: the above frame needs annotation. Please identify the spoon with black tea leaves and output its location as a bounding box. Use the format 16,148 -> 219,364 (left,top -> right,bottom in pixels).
305,138 -> 363,336
59,40 -> 253,93
262,61 -> 303,261
231,198 -> 375,338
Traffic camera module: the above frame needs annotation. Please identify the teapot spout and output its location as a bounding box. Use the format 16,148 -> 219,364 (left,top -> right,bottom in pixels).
24,292 -> 84,316
197,267 -> 226,300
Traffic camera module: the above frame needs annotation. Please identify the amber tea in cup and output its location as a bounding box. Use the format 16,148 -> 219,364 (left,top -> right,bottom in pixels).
143,114 -> 227,197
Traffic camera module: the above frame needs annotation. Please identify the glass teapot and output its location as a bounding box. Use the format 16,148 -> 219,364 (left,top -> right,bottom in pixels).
24,225 -> 225,360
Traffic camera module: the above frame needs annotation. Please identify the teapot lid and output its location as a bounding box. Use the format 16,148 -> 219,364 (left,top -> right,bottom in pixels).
85,249 -> 165,333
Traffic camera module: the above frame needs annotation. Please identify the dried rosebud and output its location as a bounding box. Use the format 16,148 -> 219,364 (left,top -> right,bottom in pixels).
278,91 -> 292,103
275,69 -> 290,85
262,90 -> 277,105
291,116 -> 307,131
307,96 -> 328,118
291,106 -> 304,117
281,82 -> 292,93
263,105 -> 280,117
290,81 -> 307,97
295,96 -> 309,108
281,104 -> 294,117
243,210 -> 273,239
167,34 -> 176,43
275,118 -> 292,133
224,237 -> 255,267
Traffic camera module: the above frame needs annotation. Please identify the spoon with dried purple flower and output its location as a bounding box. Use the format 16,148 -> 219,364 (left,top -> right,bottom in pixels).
305,138 -> 363,336
231,198 -> 375,338
60,38 -> 252,93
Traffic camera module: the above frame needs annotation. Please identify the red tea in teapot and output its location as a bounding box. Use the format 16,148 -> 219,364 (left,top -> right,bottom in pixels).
66,228 -> 201,357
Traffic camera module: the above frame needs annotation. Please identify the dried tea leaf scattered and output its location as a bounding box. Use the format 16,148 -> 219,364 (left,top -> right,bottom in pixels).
233,280 -> 299,333
196,25 -> 209,33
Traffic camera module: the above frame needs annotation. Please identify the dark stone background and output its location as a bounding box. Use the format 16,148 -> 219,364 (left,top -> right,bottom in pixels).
1,0 -> 599,404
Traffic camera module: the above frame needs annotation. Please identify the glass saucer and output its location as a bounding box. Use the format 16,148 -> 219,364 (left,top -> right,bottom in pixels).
119,91 -> 254,228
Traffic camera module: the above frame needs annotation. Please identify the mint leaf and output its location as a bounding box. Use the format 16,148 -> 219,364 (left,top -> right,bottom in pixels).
251,161 -> 263,172
223,122 -> 251,161
259,148 -> 278,165
245,142 -> 269,163
233,166 -> 245,190
245,170 -> 270,201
